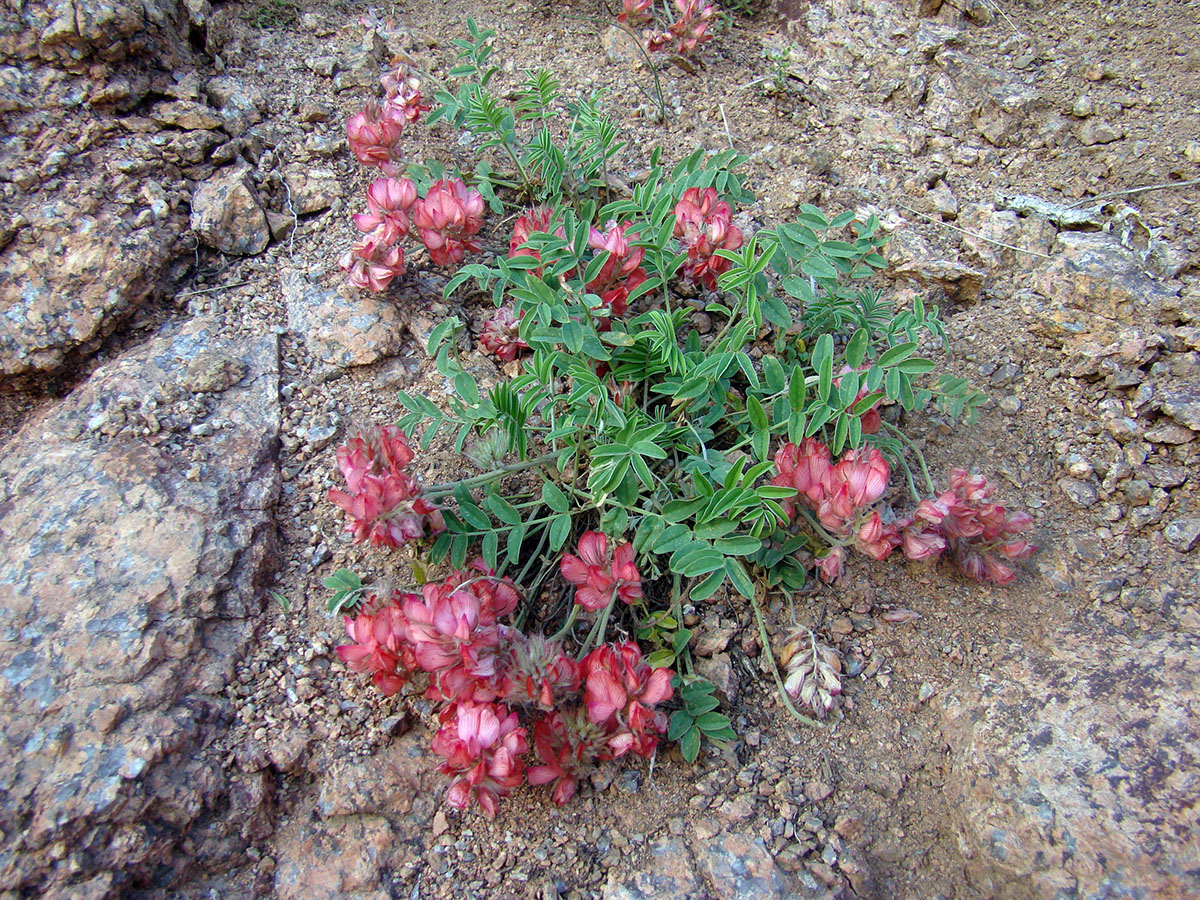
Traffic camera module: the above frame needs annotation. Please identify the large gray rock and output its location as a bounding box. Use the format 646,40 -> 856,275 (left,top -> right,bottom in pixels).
942,618 -> 1200,899
0,190 -> 187,377
0,0 -> 191,65
190,166 -> 272,256
283,269 -> 410,372
0,317 -> 281,897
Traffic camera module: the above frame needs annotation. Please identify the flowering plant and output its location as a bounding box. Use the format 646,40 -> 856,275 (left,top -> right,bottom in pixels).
319,25 -> 1033,815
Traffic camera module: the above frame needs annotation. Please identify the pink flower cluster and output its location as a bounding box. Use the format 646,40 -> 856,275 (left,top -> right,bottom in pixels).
340,177 -> 416,291
559,531 -> 643,612
673,187 -> 744,290
327,426 -> 445,548
586,222 -> 647,322
617,0 -> 653,27
346,66 -> 429,173
478,307 -> 529,362
341,68 -> 486,290
898,469 -> 1036,585
335,556 -> 672,817
646,0 -> 717,57
771,439 -> 1035,584
508,205 -> 568,278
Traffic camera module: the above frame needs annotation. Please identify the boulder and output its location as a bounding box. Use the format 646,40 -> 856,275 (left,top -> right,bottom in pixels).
603,837 -> 705,900
1,0 -> 192,66
283,269 -> 410,372
942,618 -> 1200,899
0,317 -> 281,897
0,192 -> 187,377
190,166 -> 272,256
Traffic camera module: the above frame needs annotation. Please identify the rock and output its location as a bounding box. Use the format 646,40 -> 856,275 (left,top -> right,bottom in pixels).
602,26 -> 642,66
1163,518 -> 1200,552
935,50 -> 1044,147
603,837 -> 704,900
4,0 -> 192,65
942,620 -> 1200,899
914,23 -> 962,56
150,99 -> 224,131
315,730 -> 438,820
273,815 -> 411,900
695,652 -> 739,703
283,165 -> 344,215
887,230 -> 985,303
928,181 -> 959,219
1035,232 -> 1180,334
1058,476 -> 1098,507
0,317 -> 280,896
692,831 -> 792,899
0,191 -> 186,377
205,75 -> 266,135
1078,119 -> 1122,146
1160,384 -> 1200,431
283,269 -> 410,371
693,618 -> 739,656
190,167 -> 271,256
805,780 -> 834,802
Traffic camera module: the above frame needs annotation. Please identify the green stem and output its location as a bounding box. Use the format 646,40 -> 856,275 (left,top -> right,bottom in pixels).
424,453 -> 560,498
551,603 -> 582,641
882,422 -> 936,496
794,506 -> 850,548
750,587 -> 822,729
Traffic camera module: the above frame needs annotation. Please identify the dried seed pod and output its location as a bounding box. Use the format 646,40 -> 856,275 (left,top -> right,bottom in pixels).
780,628 -> 842,718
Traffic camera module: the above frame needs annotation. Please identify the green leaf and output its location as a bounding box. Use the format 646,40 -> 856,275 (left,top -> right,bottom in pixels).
680,726 -> 701,762
482,530 -> 499,569
752,428 -> 770,463
653,523 -> 694,554
485,493 -> 522,526
668,711 -> 694,741
695,711 -> 732,732
879,341 -> 917,368
747,395 -> 768,431
686,694 -> 720,715
713,535 -> 763,556
323,568 -> 362,593
896,357 -> 936,375
672,547 -> 726,577
725,557 -> 756,598
693,519 -> 736,540
800,256 -> 838,280
426,316 -> 462,355
845,328 -> 868,369
689,569 -> 726,602
663,497 -> 707,523
549,513 -> 572,551
506,523 -> 525,564
541,481 -> 569,513
647,648 -> 678,669
458,501 -> 491,531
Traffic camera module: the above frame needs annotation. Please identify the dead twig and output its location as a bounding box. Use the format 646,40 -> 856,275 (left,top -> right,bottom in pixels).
719,103 -> 735,150
893,200 -> 1053,259
176,279 -> 258,299
1065,177 -> 1200,209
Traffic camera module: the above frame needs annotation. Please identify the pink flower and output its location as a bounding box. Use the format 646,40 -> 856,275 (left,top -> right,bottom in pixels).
771,438 -> 832,517
527,708 -> 609,806
586,222 -> 647,320
580,642 -> 673,758
817,447 -> 890,532
432,701 -> 527,818
336,600 -> 417,696
327,427 -> 443,547
647,0 -> 715,56
381,67 -> 430,124
338,234 -> 406,292
816,546 -> 845,583
673,187 -> 744,290
498,632 -> 580,710
346,100 -> 406,172
352,177 -> 418,245
401,563 -> 518,703
854,510 -> 902,561
560,531 -> 643,612
478,308 -> 530,362
617,0 -> 653,26
413,178 -> 485,266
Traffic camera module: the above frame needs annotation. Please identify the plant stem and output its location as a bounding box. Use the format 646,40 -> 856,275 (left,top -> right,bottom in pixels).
794,506 -> 849,548
750,586 -> 822,728
551,603 -> 582,640
882,422 -> 935,496
423,453 -> 560,498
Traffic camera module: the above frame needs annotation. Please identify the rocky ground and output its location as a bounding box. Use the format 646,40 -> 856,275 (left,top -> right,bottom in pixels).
1,0 -> 1198,898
